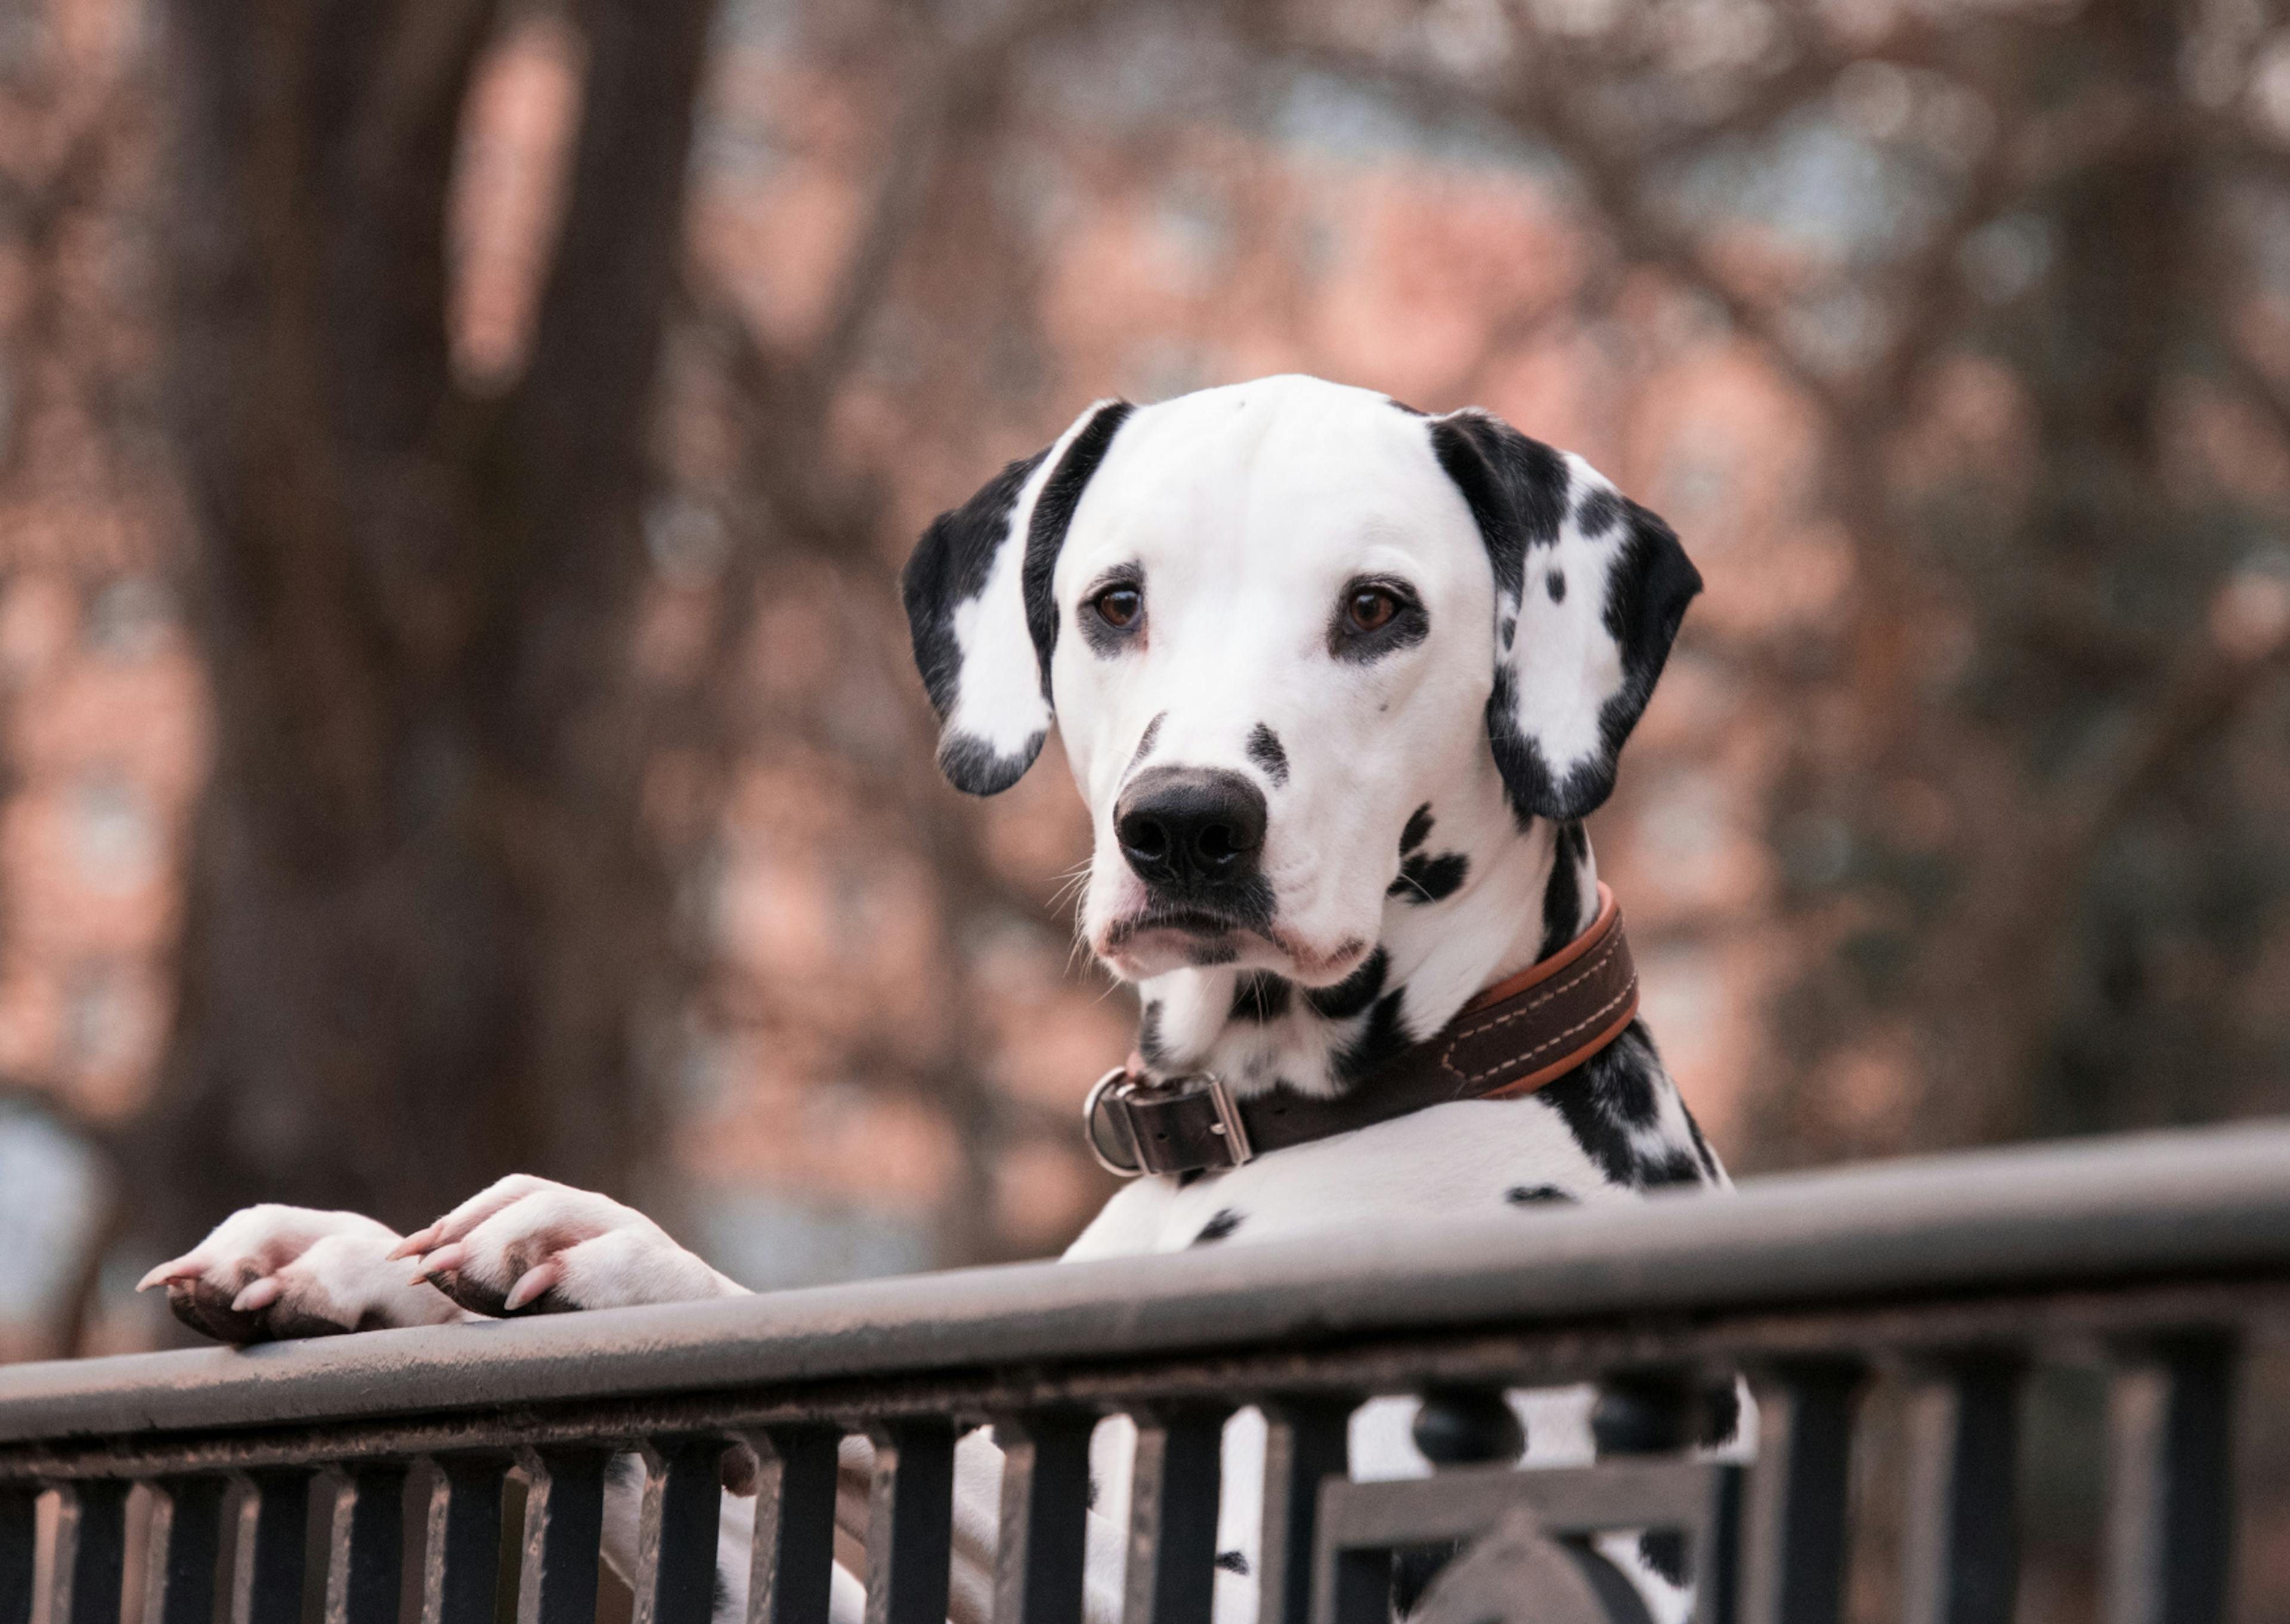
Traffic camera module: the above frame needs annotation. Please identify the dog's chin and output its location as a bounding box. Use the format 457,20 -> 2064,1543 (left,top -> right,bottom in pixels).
1093,911 -> 1375,985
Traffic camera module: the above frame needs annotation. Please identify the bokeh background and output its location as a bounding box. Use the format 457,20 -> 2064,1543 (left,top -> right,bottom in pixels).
0,0 -> 2288,1607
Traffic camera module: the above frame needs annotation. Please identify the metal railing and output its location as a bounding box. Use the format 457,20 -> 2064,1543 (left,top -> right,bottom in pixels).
1,1121 -> 2287,1624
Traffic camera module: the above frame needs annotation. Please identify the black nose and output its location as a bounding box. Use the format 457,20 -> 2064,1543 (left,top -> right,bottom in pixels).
1116,767 -> 1268,890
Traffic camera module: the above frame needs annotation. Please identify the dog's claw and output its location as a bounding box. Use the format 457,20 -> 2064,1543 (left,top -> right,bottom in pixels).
417,1242 -> 467,1281
230,1276 -> 283,1314
502,1259 -> 561,1313
137,1257 -> 200,1293
385,1229 -> 432,1262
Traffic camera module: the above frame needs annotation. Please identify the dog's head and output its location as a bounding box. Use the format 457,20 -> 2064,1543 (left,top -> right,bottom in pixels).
903,376 -> 1699,987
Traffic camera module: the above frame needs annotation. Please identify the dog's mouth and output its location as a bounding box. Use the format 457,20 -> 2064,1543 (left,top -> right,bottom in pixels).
1101,906 -> 1251,949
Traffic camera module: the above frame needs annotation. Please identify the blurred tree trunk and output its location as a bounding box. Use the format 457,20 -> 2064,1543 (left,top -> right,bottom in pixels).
131,0 -> 716,1247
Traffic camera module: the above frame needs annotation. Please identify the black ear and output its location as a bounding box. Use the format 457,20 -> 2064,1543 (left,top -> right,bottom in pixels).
1429,409 -> 1701,823
901,399 -> 1132,794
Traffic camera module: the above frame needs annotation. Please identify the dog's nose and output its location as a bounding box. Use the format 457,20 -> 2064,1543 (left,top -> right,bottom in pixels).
1116,767 -> 1268,890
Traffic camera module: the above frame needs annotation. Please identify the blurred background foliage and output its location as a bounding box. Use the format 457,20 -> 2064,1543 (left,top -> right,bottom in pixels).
0,0 -> 2276,1409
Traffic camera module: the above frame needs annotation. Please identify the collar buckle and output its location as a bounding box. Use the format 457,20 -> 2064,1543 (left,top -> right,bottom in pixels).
1084,1068 -> 1255,1177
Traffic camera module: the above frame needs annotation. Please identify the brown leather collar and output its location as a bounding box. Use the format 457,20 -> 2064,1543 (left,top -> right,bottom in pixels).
1085,885 -> 1641,1177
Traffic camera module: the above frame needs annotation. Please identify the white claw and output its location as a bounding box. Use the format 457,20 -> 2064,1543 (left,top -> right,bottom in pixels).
230,1276 -> 283,1313
137,1258 -> 201,1293
502,1260 -> 562,1313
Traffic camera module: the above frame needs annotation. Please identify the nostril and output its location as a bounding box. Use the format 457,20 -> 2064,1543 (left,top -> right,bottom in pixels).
1121,816 -> 1169,860
1196,823 -> 1236,864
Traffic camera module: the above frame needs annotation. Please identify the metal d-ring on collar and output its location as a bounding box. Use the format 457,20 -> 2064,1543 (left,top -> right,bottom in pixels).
1085,1067 -> 1255,1178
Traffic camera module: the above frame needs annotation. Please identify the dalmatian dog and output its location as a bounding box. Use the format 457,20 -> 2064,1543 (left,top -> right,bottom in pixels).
141,375 -> 1732,1624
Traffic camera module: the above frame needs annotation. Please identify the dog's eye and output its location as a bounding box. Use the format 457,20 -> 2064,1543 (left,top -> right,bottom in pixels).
1092,585 -> 1142,628
1347,587 -> 1400,634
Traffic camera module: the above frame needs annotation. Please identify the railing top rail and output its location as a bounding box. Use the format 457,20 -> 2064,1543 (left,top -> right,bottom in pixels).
2,1119 -> 2288,1445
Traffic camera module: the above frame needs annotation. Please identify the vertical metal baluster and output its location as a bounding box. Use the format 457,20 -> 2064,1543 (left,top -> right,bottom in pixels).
2106,1335 -> 2236,1624
742,1430 -> 837,1624
991,1411 -> 1094,1624
1,1487 -> 32,1624
321,1468 -> 406,1624
1900,1356 -> 2022,1624
227,1473 -> 311,1624
417,1460 -> 505,1624
49,1482 -> 128,1624
633,1439 -> 725,1624
1254,1399 -> 1350,1624
144,1480 -> 225,1624
1122,1405 -> 1228,1624
862,1421 -> 954,1624
515,1450 -> 604,1624
1736,1363 -> 1860,1624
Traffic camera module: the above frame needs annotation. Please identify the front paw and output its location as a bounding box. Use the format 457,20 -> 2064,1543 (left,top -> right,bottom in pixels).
138,1205 -> 460,1343
391,1174 -> 743,1317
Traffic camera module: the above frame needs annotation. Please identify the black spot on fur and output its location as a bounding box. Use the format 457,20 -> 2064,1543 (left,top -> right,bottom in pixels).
1138,1002 -> 1170,1070
1430,411 -> 1701,824
1129,712 -> 1166,772
1188,940 -> 1239,967
1546,569 -> 1566,603
1389,850 -> 1467,904
1246,723 -> 1290,786
1020,401 -> 1134,699
1540,820 -> 1588,957
1638,1530 -> 1690,1588
1087,1475 -> 1098,1509
1335,988 -> 1412,1086
1400,805 -> 1434,854
1576,486 -> 1624,538
1386,397 -> 1428,417
1231,972 -> 1292,1022
1505,1185 -> 1574,1205
934,731 -> 1045,798
1215,1551 -> 1250,1576
1685,1105 -> 1722,1180
1305,948 -> 1388,1021
1537,1022 -> 1711,1191
902,450 -> 1047,721
1640,1148 -> 1707,1189
1193,1208 -> 1243,1245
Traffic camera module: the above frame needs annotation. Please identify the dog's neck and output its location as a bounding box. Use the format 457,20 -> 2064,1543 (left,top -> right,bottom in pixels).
1133,767 -> 1597,1101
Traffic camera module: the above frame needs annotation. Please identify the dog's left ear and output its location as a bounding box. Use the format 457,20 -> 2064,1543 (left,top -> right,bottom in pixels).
1429,408 -> 1702,823
902,399 -> 1134,795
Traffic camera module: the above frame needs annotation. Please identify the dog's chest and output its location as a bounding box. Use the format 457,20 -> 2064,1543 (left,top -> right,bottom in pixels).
1062,1095 -> 1635,1260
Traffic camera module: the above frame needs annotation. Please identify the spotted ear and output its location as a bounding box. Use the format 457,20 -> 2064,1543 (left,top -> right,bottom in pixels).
1429,409 -> 1702,823
902,400 -> 1134,795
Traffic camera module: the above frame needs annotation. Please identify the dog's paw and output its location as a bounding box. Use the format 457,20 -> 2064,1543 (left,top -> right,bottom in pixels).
138,1205 -> 461,1344
389,1174 -> 745,1317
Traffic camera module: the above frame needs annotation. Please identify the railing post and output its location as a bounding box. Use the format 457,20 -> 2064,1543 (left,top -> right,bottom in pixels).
49,1481 -> 128,1624
0,1487 -> 31,1624
1736,1362 -> 1860,1624
417,1458 -> 506,1624
227,1473 -> 312,1624
1122,1403 -> 1228,1624
144,1479 -> 226,1624
515,1449 -> 604,1624
992,1411 -> 1094,1624
2106,1334 -> 2237,1624
635,1439 -> 726,1624
742,1428 -> 837,1624
322,1467 -> 406,1624
864,1420 -> 955,1624
1254,1398 -> 1350,1624
1901,1355 -> 2022,1624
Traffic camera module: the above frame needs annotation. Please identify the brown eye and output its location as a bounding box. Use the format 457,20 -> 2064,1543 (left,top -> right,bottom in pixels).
1347,587 -> 1399,633
1093,585 -> 1141,628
